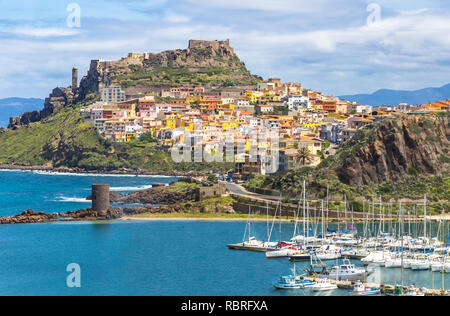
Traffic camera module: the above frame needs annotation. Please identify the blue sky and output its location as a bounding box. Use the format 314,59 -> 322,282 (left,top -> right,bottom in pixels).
0,0 -> 449,98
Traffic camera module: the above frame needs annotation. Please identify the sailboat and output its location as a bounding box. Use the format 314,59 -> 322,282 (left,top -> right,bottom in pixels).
266,197 -> 301,258
410,196 -> 431,270
227,206 -> 276,252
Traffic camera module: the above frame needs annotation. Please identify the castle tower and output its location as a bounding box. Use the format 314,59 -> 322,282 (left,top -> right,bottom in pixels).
91,184 -> 110,212
72,67 -> 78,91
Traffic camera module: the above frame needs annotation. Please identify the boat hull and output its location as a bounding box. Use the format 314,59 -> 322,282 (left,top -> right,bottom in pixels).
350,289 -> 381,296
226,244 -> 275,252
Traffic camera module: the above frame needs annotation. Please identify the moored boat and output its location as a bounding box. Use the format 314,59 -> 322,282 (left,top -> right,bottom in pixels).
309,278 -> 338,292
349,281 -> 381,296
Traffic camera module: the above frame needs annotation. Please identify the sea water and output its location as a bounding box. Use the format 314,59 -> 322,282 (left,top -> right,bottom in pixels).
0,170 -> 177,216
0,170 -> 448,296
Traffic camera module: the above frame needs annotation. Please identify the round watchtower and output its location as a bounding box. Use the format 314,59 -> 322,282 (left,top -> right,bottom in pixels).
72,67 -> 78,91
91,184 -> 110,212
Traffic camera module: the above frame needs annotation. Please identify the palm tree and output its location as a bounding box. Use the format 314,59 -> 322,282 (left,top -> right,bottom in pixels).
295,147 -> 313,166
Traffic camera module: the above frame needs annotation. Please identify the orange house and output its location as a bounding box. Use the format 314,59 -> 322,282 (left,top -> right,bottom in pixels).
199,98 -> 223,111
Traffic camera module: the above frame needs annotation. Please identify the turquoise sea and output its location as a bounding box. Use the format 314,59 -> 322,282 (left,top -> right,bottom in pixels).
0,170 -> 448,296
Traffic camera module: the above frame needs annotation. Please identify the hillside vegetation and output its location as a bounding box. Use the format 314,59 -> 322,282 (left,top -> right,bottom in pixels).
0,104 -> 231,174
261,113 -> 450,206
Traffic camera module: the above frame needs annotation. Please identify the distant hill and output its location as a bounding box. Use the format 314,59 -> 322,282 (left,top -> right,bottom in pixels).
339,83 -> 450,106
0,98 -> 44,127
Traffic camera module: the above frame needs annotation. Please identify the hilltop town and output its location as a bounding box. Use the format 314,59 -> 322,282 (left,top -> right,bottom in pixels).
4,40 -> 450,183
72,42 -> 449,180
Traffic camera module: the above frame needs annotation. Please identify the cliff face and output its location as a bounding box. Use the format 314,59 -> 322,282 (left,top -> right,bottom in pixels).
336,114 -> 450,186
9,88 -> 75,129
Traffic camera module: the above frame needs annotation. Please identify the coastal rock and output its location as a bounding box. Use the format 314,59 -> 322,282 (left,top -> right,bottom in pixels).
0,207 -> 123,225
0,209 -> 58,225
64,207 -> 123,220
123,205 -> 179,215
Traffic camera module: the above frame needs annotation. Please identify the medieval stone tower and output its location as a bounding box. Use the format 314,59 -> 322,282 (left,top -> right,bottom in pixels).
72,67 -> 78,91
91,184 -> 110,212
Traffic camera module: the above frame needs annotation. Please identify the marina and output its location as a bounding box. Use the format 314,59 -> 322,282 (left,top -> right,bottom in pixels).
227,189 -> 450,296
0,171 -> 448,296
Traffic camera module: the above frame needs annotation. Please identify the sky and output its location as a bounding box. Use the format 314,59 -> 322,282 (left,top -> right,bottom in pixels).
0,0 -> 449,99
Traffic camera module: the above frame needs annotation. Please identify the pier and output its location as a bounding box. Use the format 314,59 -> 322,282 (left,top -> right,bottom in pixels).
300,276 -> 449,296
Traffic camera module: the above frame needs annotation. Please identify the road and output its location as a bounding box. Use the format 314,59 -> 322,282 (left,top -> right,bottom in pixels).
223,182 -> 281,202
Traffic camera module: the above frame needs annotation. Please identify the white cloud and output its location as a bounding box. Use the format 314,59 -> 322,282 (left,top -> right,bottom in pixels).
10,27 -> 82,37
186,0 -> 337,13
1,1 -> 450,98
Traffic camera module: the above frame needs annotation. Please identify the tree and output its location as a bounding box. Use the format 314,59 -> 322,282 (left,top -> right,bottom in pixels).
207,174 -> 218,184
295,147 -> 313,166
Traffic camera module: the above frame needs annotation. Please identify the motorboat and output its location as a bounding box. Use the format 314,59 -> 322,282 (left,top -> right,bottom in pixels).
272,276 -> 316,290
410,259 -> 431,271
326,259 -> 368,281
310,278 -> 338,292
384,258 -> 402,268
272,262 -> 316,290
266,246 -> 299,259
431,262 -> 445,272
349,281 -> 381,296
307,258 -> 368,281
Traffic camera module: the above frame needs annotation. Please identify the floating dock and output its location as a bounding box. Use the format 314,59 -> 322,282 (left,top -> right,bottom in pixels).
300,277 -> 449,296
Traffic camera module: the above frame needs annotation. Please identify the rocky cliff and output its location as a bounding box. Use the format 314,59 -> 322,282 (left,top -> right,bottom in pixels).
8,87 -> 75,129
77,39 -> 261,98
335,114 -> 450,186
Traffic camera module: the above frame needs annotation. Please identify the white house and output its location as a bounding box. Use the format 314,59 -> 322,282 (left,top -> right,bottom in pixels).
286,95 -> 311,110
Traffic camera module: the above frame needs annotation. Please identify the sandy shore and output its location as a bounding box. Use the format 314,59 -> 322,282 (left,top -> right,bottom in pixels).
119,215 -> 433,223
119,216 -> 264,222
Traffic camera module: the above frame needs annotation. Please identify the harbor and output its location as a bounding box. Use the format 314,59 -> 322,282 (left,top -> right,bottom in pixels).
227,184 -> 450,296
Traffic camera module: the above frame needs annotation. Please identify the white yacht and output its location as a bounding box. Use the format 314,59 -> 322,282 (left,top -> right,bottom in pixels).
350,281 -> 381,296
410,259 -> 431,271
266,246 -> 299,259
385,257 -> 402,268
310,278 -> 338,292
310,259 -> 368,281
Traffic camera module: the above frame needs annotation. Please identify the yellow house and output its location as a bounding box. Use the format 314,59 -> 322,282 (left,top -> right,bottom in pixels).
164,119 -> 176,129
126,132 -> 137,142
245,91 -> 262,104
263,91 -> 281,102
222,121 -> 238,131
298,137 -> 324,156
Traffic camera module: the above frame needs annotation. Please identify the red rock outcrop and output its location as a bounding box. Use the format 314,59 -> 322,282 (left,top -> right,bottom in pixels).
337,114 -> 450,186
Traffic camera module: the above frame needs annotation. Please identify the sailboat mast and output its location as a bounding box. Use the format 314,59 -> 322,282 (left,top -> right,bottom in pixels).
321,200 -> 325,246
279,194 -> 282,243
303,180 -> 306,247
424,194 -> 427,239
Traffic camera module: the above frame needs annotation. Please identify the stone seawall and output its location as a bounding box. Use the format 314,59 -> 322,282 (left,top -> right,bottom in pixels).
232,201 -> 386,220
